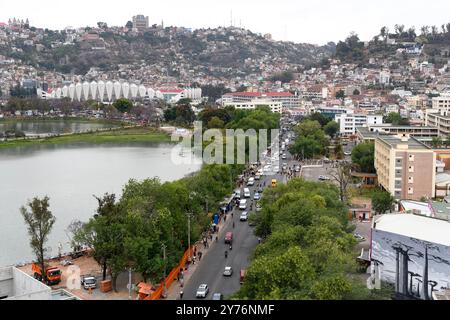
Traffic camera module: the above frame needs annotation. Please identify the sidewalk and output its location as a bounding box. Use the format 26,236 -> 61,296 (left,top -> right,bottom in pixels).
165,210 -> 233,300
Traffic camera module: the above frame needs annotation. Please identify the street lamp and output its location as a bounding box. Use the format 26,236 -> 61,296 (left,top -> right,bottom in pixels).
186,212 -> 193,259
161,243 -> 167,298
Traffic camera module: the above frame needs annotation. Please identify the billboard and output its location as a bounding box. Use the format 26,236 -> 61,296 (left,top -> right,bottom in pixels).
371,228 -> 450,299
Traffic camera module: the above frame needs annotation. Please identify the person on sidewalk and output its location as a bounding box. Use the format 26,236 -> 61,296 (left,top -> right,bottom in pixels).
198,251 -> 202,261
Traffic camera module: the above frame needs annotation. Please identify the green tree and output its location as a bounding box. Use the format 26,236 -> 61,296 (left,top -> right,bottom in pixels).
113,98 -> 133,113
384,112 -> 409,125
207,116 -> 225,129
324,121 -> 339,138
335,90 -> 346,99
20,196 -> 56,284
431,136 -> 443,148
351,142 -> 375,173
304,112 -> 332,127
372,190 -> 394,215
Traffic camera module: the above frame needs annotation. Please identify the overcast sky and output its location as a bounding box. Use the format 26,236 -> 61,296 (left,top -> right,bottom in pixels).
1,0 -> 449,44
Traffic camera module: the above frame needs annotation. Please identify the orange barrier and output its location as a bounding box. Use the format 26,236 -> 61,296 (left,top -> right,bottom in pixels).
145,246 -> 193,300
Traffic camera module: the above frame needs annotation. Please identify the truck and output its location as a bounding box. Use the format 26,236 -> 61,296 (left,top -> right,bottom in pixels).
32,262 -> 62,285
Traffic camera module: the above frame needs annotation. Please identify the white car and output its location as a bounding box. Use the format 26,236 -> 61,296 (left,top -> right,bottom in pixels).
318,175 -> 330,181
244,188 -> 251,198
240,212 -> 248,221
282,154 -> 287,160
247,177 -> 255,186
254,174 -> 261,180
223,266 -> 233,277
239,199 -> 247,210
344,151 -> 352,156
196,284 -> 209,298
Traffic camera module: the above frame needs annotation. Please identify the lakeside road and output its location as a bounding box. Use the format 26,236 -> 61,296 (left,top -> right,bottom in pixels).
0,126 -> 173,149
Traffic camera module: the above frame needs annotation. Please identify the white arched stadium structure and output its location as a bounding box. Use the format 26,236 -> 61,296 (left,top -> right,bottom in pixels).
37,81 -> 202,104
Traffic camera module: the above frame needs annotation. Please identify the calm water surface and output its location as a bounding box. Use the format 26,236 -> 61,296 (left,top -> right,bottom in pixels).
0,142 -> 202,266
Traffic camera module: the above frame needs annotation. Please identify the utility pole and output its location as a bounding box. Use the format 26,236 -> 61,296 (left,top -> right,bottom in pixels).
161,243 -> 167,298
128,267 -> 132,300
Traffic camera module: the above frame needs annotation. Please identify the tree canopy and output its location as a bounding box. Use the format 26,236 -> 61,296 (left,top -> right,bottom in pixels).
351,142 -> 375,173
235,179 -> 359,300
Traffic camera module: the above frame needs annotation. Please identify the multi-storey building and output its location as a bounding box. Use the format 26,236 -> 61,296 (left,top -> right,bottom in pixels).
132,15 -> 149,32
425,92 -> 450,136
374,135 -> 436,201
335,113 -> 383,135
223,98 -> 282,114
222,92 -> 299,109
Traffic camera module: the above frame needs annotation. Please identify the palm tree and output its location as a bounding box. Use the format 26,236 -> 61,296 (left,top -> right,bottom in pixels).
431,137 -> 442,148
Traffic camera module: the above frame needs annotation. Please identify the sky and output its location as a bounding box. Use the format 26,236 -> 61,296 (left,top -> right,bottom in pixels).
1,0 -> 449,45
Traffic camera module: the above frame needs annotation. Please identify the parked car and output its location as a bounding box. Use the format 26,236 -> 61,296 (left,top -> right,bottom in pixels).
318,175 -> 330,181
253,192 -> 261,200
234,190 -> 241,199
239,199 -> 247,210
247,177 -> 255,186
254,173 -> 261,180
354,233 -> 366,242
60,259 -> 73,266
295,165 -> 300,172
244,188 -> 251,198
282,154 -> 287,159
80,275 -> 97,290
240,212 -> 248,221
196,284 -> 209,298
212,293 -> 223,300
344,151 -> 352,156
223,266 -> 233,276
256,203 -> 262,212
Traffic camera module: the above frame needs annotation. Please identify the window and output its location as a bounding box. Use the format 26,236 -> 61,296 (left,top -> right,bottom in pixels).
408,166 -> 414,173
408,187 -> 414,195
408,176 -> 414,183
409,154 -> 415,162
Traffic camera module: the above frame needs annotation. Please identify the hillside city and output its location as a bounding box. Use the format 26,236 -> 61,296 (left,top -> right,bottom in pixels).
1,12 -> 450,304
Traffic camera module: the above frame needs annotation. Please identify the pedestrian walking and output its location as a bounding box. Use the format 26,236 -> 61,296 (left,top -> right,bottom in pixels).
198,251 -> 202,261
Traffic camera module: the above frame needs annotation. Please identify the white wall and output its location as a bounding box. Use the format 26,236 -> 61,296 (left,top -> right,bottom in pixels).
0,267 -> 51,300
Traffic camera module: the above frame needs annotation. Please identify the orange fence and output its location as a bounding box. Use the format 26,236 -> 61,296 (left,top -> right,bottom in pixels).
146,246 -> 192,300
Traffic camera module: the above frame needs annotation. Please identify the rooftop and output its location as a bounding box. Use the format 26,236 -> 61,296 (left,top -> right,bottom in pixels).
377,135 -> 429,150
224,92 -> 294,97
374,213 -> 450,247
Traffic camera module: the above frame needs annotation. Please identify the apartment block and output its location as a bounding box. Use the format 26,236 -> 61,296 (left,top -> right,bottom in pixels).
374,135 -> 436,201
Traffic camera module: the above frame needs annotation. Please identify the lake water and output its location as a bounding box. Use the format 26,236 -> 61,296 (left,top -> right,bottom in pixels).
0,120 -> 119,136
0,142 -> 202,266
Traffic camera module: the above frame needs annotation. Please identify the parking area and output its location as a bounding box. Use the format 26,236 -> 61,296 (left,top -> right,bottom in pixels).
18,254 -> 143,300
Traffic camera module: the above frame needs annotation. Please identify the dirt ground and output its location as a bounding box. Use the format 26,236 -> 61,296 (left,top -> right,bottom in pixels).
18,254 -> 143,300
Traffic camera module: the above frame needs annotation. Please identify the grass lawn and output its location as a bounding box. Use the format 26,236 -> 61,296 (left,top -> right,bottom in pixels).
0,127 -> 172,150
